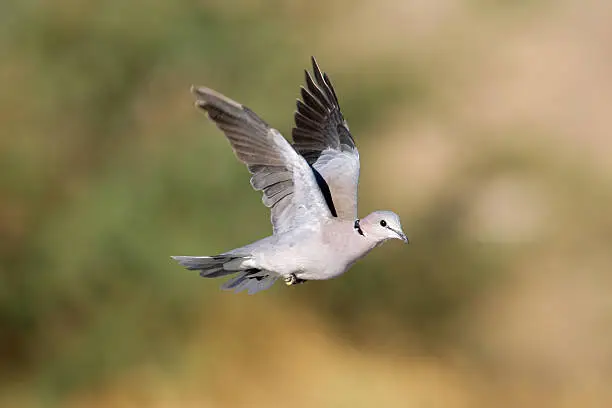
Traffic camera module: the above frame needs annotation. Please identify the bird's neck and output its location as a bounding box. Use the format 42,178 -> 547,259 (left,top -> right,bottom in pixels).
343,220 -> 380,263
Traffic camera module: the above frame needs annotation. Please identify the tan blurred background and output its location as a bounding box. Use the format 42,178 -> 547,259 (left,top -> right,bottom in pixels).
2,0 -> 612,407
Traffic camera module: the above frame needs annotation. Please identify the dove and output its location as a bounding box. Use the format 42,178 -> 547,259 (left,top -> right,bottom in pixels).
172,57 -> 408,294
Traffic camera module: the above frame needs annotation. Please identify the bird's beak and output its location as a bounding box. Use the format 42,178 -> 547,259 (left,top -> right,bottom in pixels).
389,227 -> 409,243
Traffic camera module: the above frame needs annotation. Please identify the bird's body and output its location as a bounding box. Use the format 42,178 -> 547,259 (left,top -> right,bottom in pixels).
172,58 -> 407,294
229,217 -> 379,280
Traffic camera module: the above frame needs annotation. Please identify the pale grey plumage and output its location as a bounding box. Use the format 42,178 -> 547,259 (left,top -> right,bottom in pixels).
172,57 -> 407,294
191,86 -> 330,234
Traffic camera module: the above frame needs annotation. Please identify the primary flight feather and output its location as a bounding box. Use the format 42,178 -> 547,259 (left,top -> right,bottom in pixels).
172,57 -> 408,294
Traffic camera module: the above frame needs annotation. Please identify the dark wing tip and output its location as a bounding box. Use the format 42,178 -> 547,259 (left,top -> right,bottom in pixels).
311,56 -> 320,73
293,56 -> 356,154
307,57 -> 340,108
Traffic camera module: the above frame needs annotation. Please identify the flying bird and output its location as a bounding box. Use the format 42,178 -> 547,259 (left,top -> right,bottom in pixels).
172,57 -> 408,294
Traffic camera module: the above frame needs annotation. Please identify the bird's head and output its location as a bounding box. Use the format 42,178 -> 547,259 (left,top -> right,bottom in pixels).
359,210 -> 408,244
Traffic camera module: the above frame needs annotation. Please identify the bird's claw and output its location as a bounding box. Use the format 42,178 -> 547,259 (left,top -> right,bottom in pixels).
284,274 -> 306,286
284,274 -> 297,285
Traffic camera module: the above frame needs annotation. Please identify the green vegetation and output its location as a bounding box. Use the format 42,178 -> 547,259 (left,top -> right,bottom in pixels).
2,1 -> 611,407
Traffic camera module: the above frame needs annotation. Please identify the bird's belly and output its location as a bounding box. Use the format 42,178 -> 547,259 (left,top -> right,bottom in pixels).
297,241 -> 374,281
297,266 -> 346,281
257,231 -> 354,280
294,247 -> 349,281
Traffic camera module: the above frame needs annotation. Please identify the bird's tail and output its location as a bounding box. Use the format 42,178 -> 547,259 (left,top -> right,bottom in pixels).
171,255 -> 278,294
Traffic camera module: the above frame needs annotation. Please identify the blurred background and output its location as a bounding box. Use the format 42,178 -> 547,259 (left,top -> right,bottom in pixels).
2,0 -> 612,407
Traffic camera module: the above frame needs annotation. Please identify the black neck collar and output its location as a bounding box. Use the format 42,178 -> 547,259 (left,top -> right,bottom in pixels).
354,219 -> 364,236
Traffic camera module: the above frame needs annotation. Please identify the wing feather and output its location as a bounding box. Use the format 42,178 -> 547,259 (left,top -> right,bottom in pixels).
292,57 -> 360,220
192,86 -> 331,233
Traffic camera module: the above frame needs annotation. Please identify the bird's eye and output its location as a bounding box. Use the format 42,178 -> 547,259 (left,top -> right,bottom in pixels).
380,220 -> 387,227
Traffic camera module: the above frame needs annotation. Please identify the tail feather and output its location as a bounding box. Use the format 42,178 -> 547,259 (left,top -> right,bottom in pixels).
221,270 -> 277,294
171,255 -> 240,277
171,255 -> 278,294
198,267 -> 230,278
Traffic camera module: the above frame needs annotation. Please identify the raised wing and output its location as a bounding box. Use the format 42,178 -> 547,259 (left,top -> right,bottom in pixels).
292,57 -> 360,220
192,86 -> 332,234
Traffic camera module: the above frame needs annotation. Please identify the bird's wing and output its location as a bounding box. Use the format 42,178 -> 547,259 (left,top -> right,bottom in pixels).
291,57 -> 360,221
192,87 -> 332,234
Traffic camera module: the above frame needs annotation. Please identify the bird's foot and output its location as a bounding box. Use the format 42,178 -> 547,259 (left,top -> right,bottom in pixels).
284,274 -> 306,286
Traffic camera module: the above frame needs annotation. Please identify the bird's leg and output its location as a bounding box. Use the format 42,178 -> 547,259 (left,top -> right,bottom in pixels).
284,273 -> 307,286
284,274 -> 297,285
